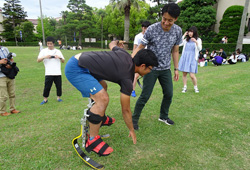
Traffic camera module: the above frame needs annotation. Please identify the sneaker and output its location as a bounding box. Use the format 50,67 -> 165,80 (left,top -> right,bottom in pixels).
57,99 -> 63,102
158,118 -> 174,125
131,90 -> 136,97
133,123 -> 139,130
40,100 -> 48,105
194,88 -> 199,93
182,88 -> 187,93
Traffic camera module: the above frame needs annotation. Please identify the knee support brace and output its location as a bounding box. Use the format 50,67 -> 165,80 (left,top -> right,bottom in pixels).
87,110 -> 105,124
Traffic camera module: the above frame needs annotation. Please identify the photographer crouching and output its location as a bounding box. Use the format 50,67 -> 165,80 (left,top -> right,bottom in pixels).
0,46 -> 20,116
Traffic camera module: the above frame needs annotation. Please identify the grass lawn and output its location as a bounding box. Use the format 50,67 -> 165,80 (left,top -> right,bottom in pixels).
0,46 -> 249,170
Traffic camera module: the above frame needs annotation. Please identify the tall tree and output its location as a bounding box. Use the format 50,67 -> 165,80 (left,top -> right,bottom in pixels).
67,0 -> 93,45
96,9 -> 107,48
110,0 -> 141,48
177,0 -> 216,42
236,0 -> 249,51
1,0 -> 27,42
16,21 -> 35,42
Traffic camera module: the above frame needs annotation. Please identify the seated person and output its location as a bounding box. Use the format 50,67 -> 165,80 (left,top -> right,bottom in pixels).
204,48 -> 210,61
218,48 -> 227,59
212,55 -> 223,66
198,51 -> 205,64
221,36 -> 228,44
236,48 -> 247,62
77,45 -> 82,50
228,53 -> 237,64
210,50 -> 217,60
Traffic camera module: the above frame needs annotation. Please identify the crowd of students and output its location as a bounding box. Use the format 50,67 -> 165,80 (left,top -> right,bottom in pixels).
198,48 -> 249,66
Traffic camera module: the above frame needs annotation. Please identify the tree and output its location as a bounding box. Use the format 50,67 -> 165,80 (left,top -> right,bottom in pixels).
110,0 -> 141,48
177,0 -> 216,43
36,17 -> 55,40
67,0 -> 94,45
236,0 -> 249,51
1,0 -> 27,42
15,21 -> 35,42
215,5 -> 248,43
96,9 -> 107,48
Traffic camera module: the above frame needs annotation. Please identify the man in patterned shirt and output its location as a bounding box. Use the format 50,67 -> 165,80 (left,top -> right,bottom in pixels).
131,3 -> 182,130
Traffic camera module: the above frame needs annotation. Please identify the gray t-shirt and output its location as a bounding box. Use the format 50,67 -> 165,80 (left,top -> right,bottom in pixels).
141,22 -> 182,70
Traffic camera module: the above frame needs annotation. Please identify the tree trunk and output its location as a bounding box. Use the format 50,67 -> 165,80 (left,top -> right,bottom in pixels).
79,30 -> 82,46
123,6 -> 130,50
236,0 -> 249,51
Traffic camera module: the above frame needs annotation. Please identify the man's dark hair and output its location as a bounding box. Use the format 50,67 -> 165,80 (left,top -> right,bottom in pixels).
141,21 -> 151,28
162,3 -> 180,18
133,49 -> 158,67
46,36 -> 55,43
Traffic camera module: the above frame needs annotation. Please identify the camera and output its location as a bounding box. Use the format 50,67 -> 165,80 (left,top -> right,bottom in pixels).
51,56 -> 55,58
6,52 -> 16,66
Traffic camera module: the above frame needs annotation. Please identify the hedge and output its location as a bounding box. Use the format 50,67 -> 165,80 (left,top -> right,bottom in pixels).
1,41 -> 250,55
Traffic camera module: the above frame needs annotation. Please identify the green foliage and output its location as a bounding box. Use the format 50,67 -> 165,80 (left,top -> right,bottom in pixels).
36,17 -> 56,40
214,5 -> 248,43
65,0 -> 95,45
177,0 -> 216,42
1,0 -> 27,41
15,21 -> 36,42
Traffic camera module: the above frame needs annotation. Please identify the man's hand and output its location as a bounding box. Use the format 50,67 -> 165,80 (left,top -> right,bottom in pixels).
128,130 -> 137,144
54,55 -> 60,59
0,58 -> 7,65
174,70 -> 179,81
5,64 -> 12,69
117,41 -> 125,48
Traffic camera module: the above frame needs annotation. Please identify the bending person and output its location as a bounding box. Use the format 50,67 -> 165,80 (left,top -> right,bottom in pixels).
65,40 -> 158,156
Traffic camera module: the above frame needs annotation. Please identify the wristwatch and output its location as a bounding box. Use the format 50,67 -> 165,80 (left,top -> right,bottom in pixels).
174,68 -> 178,71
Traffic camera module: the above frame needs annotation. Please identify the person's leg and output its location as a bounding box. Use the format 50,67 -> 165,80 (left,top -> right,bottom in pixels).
158,70 -> 173,120
89,89 -> 109,137
190,73 -> 199,93
131,73 -> 139,97
189,73 -> 197,86
0,77 -> 8,114
43,76 -> 53,101
132,71 -> 158,124
99,80 -> 107,91
54,76 -> 62,100
212,60 -> 218,66
7,78 -> 16,112
182,72 -> 188,92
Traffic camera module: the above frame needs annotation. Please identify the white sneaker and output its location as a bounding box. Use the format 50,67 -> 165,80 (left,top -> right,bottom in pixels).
194,88 -> 199,93
182,88 -> 187,93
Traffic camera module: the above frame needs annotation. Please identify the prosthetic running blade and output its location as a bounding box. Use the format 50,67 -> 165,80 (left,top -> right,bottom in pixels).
72,125 -> 104,170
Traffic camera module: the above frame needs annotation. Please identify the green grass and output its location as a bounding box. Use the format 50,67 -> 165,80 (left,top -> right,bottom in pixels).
1,47 -> 249,170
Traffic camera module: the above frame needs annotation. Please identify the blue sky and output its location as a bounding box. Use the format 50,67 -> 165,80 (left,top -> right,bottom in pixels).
0,0 -> 111,19
0,0 -> 158,19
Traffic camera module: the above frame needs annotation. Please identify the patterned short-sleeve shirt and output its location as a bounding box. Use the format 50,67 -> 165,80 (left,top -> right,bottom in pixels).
141,22 -> 182,70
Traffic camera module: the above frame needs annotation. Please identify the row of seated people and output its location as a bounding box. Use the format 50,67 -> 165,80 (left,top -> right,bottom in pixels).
199,48 -> 249,66
59,45 -> 82,50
